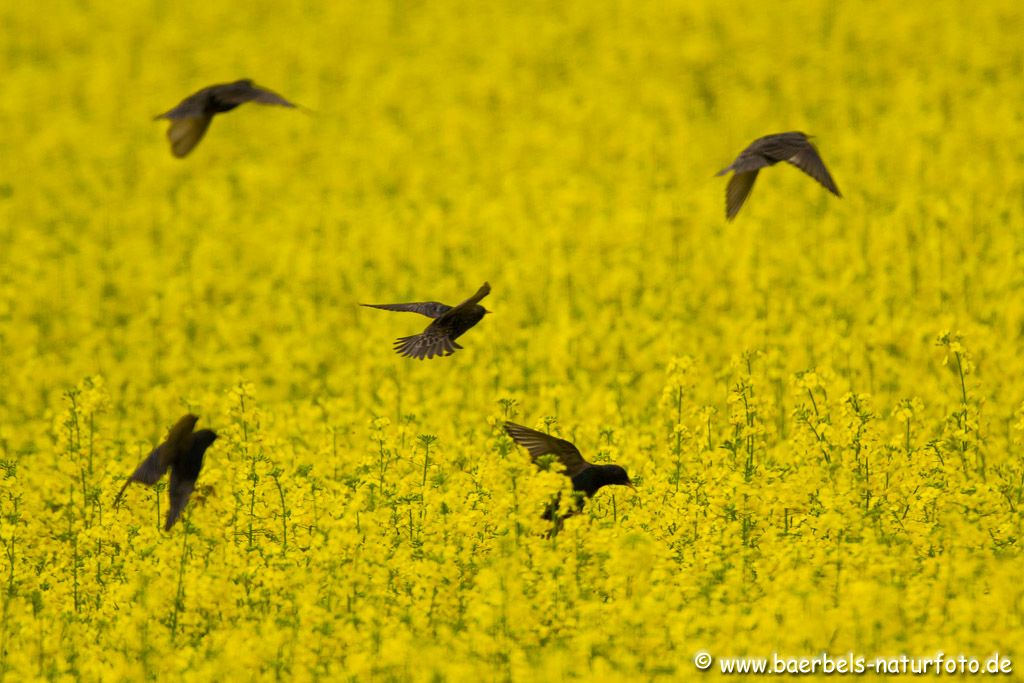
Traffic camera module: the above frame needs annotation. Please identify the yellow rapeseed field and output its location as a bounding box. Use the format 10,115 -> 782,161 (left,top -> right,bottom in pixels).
2,0 -> 1023,680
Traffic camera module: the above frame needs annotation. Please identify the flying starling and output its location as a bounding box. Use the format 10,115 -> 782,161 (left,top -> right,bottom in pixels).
717,132 -> 841,220
361,282 -> 491,360
155,79 -> 297,158
504,421 -> 634,525
114,414 -> 218,530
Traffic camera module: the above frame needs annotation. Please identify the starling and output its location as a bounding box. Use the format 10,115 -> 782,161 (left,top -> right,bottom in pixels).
114,414 -> 218,530
716,132 -> 841,220
504,421 -> 634,525
361,282 -> 491,360
155,79 -> 297,158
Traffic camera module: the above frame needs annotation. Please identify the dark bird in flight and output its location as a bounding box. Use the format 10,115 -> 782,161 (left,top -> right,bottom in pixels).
362,282 -> 491,359
717,132 -> 841,220
155,79 -> 297,158
114,414 -> 218,530
504,421 -> 634,526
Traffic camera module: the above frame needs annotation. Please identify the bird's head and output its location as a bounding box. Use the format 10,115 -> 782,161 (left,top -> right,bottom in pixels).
192,429 -> 218,451
599,464 -> 635,490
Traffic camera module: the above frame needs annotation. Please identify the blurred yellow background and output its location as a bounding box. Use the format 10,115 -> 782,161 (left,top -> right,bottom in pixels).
1,0 -> 1022,679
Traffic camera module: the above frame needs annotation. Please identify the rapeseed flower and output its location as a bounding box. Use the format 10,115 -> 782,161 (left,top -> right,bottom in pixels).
1,0 -> 1023,680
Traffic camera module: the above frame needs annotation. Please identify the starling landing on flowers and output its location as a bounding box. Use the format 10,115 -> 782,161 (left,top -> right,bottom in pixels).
155,79 -> 297,157
504,421 -> 634,526
717,132 -> 841,220
362,282 -> 491,360
114,413 -> 218,530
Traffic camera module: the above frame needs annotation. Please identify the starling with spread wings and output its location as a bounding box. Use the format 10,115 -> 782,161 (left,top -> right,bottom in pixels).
362,282 -> 491,360
115,413 -> 218,530
155,79 -> 297,158
504,421 -> 634,525
717,132 -> 841,220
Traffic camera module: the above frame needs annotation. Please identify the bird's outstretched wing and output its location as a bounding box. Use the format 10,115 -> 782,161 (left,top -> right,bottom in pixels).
211,82 -> 297,109
718,153 -> 771,176
162,414 -> 199,460
114,444 -> 164,505
393,325 -> 461,359
504,422 -> 589,479
155,81 -> 296,157
361,302 -> 453,318
725,171 -> 759,221
719,133 -> 840,219
114,414 -> 198,503
165,116 -> 213,158
154,92 -> 205,120
786,145 -> 841,196
454,282 -> 491,309
163,429 -> 215,530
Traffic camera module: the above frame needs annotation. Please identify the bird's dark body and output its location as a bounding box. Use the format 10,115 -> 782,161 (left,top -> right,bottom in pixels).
503,422 -> 633,531
362,282 -> 491,360
174,430 -> 216,482
424,305 -> 486,343
156,79 -> 296,157
717,131 -> 841,220
721,132 -> 811,170
161,82 -> 260,118
115,414 -> 218,531
570,464 -> 633,498
540,465 -> 633,523
210,99 -> 242,115
164,429 -> 217,530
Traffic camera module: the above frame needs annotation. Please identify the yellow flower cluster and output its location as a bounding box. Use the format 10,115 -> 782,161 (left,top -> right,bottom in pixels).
1,0 -> 1023,680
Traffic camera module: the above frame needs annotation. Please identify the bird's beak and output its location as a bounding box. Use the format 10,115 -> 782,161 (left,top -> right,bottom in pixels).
627,483 -> 637,492
483,308 -> 492,314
